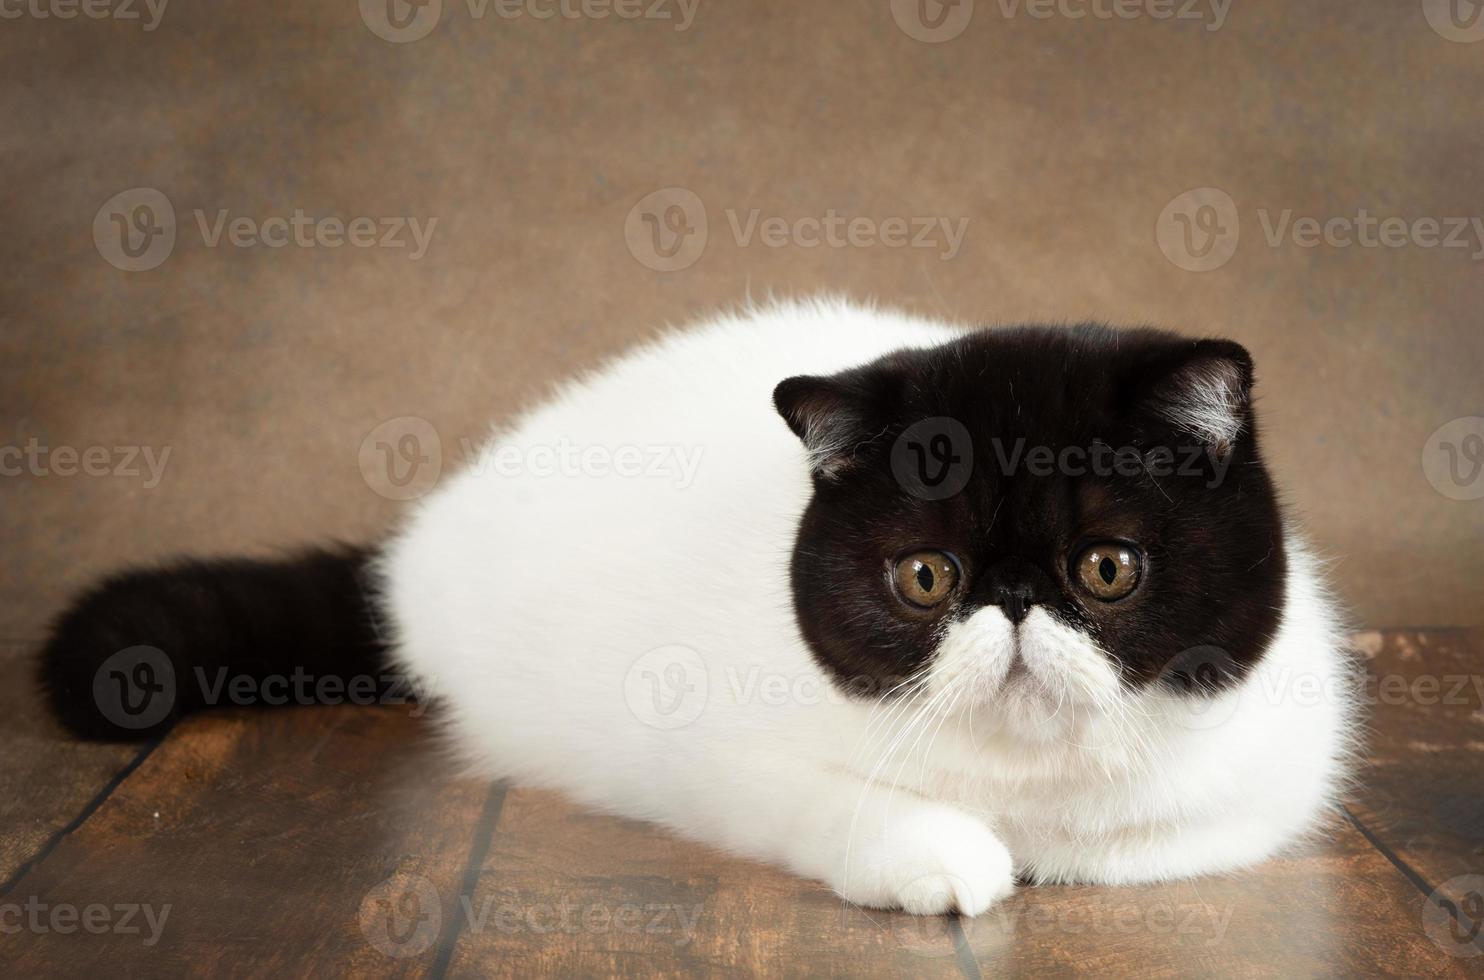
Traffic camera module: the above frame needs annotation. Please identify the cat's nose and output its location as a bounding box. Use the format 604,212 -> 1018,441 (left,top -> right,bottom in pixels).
991,583 -> 1035,625
976,557 -> 1054,625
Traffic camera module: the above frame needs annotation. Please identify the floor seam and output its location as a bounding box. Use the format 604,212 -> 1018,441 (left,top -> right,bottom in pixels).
947,915 -> 983,980
428,780 -> 509,980
0,729 -> 169,899
1340,802 -> 1484,957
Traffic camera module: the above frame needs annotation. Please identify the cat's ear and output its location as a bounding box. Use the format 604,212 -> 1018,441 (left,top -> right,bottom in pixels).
773,373 -> 882,479
1131,339 -> 1254,459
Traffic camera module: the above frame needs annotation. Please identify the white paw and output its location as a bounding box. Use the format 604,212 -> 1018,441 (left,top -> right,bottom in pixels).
837,805 -> 1015,916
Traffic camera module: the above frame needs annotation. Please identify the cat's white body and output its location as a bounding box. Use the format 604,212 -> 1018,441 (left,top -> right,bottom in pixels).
379,299 -> 1355,914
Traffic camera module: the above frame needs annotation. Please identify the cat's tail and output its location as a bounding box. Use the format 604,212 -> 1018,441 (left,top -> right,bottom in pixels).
35,545 -> 391,741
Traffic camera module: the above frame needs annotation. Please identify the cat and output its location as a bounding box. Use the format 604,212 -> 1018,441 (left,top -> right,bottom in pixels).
37,298 -> 1357,916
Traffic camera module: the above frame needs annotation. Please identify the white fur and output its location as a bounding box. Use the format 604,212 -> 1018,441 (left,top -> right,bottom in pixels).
378,299 -> 1356,915
1155,359 -> 1246,450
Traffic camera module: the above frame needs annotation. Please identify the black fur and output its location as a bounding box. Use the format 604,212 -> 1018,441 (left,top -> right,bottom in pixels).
36,545 -> 388,741
774,325 -> 1287,696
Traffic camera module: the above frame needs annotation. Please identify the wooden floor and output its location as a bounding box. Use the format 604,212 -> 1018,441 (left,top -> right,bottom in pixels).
2,630 -> 1481,977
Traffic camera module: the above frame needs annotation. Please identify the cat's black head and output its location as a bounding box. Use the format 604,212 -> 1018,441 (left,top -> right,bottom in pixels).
773,325 -> 1286,708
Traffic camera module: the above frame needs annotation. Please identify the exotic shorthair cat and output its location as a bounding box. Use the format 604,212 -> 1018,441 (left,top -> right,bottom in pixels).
39,299 -> 1355,916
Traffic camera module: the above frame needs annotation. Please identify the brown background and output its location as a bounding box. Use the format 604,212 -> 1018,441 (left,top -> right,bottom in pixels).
3,0 -> 1482,644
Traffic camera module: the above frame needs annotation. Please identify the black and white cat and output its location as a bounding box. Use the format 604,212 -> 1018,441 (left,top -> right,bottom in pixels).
39,299 -> 1356,916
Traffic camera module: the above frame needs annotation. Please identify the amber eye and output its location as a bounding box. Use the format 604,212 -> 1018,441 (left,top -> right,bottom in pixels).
1072,542 -> 1143,601
891,550 -> 961,609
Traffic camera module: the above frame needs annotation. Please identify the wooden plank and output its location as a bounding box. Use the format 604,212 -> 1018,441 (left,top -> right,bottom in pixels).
958,814 -> 1470,977
0,640 -> 143,888
445,787 -> 966,978
5,628 -> 1479,974
1347,628 -> 1484,962
0,705 -> 496,977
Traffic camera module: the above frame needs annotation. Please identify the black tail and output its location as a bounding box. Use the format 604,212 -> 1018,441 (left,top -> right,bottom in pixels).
36,545 -> 391,741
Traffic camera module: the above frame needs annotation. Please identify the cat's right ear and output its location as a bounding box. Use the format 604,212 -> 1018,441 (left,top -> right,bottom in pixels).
773,374 -> 879,480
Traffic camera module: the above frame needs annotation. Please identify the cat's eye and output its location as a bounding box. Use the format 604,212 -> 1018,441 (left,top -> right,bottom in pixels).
1072,542 -> 1143,601
891,550 -> 961,609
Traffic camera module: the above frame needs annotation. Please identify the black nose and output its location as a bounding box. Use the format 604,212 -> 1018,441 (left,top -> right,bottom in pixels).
992,583 -> 1035,625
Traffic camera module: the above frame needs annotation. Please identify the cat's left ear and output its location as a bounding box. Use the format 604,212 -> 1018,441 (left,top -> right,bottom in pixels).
773,372 -> 885,479
1131,339 -> 1254,459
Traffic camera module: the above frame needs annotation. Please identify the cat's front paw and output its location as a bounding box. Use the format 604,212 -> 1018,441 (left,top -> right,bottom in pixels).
837,805 -> 1015,916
